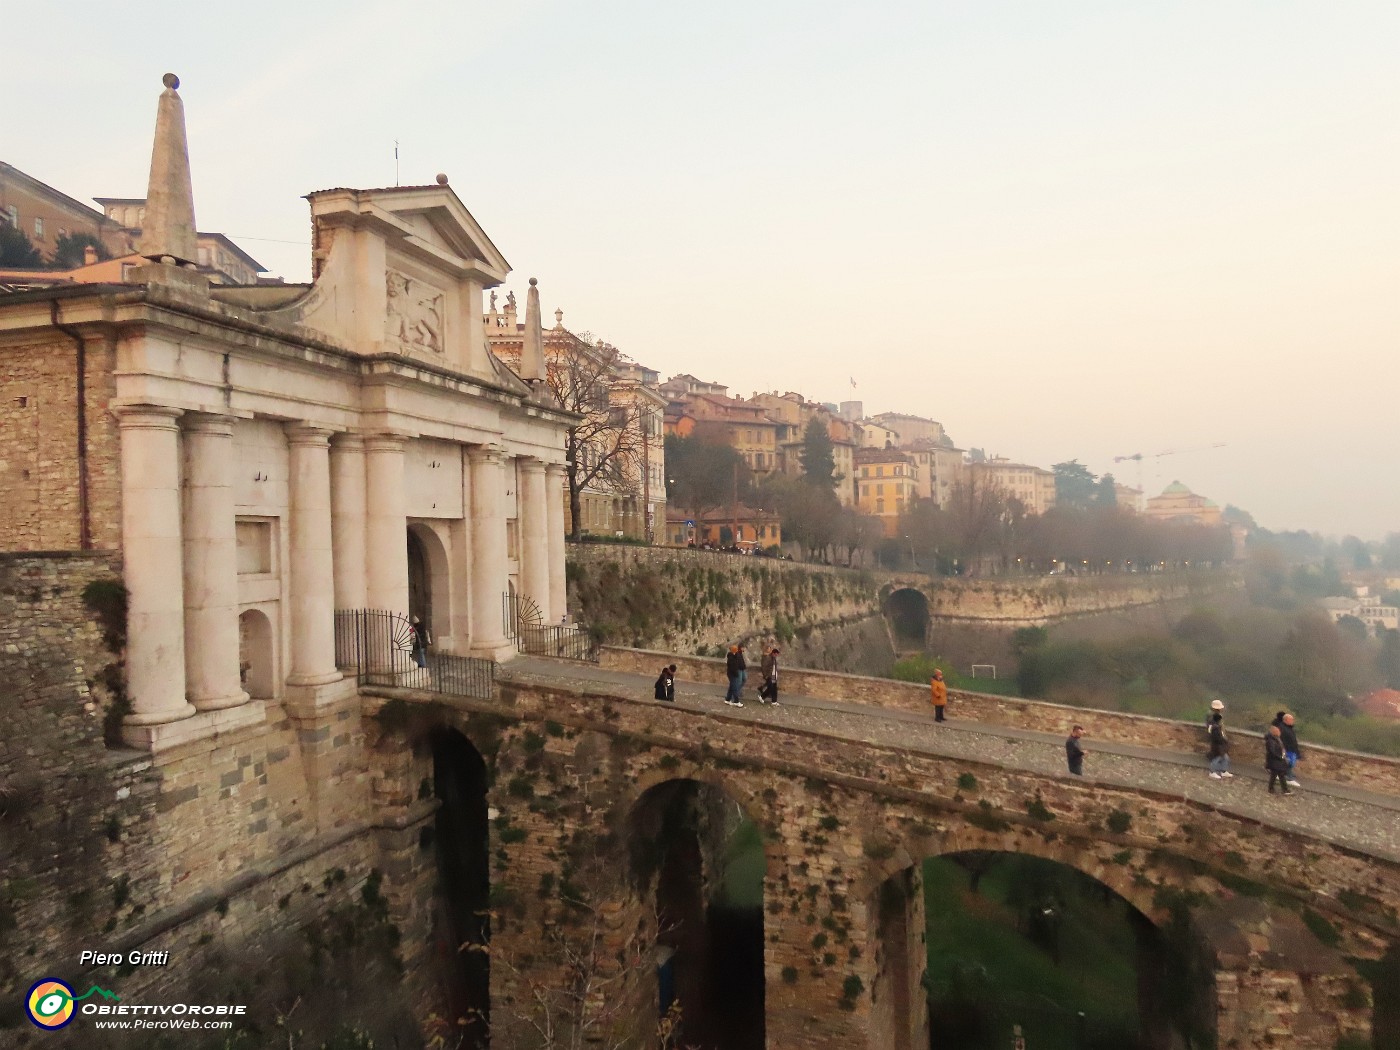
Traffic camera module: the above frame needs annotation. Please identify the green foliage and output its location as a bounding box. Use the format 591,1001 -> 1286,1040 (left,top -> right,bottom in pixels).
781,965 -> 798,984
1025,795 -> 1055,822
1105,809 -> 1132,834
1301,908 -> 1341,947
1053,460 -> 1099,509
957,772 -> 978,791
0,222 -> 42,266
798,417 -> 837,491
665,430 -> 752,517
51,231 -> 110,268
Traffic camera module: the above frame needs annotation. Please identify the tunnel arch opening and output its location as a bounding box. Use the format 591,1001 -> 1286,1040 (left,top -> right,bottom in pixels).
872,850 -> 1216,1050
627,777 -> 766,1050
431,726 -> 491,1047
883,587 -> 931,654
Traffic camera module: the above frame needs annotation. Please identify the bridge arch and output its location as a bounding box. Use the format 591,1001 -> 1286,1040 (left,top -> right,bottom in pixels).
625,776 -> 766,1050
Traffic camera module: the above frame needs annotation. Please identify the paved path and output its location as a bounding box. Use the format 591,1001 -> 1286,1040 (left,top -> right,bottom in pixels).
502,656 -> 1400,863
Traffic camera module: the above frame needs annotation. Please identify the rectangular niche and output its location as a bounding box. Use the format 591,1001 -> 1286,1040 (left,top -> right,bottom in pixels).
236,518 -> 275,575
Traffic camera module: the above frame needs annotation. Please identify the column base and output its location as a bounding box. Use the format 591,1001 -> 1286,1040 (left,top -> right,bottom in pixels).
121,701 -> 266,753
123,701 -> 198,727
284,675 -> 359,718
286,670 -> 346,688
469,638 -> 517,662
191,690 -> 251,713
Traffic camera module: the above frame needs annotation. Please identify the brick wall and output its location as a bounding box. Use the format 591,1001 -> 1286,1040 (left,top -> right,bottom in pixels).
0,333 -> 121,551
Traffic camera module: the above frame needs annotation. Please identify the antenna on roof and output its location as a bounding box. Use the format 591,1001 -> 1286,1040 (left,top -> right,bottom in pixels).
394,140 -> 399,187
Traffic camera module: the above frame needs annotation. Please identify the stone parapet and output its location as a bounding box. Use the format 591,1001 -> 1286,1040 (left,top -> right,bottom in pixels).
599,646 -> 1400,804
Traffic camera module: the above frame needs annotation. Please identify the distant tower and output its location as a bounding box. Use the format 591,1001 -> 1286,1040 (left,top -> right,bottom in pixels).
840,400 -> 863,421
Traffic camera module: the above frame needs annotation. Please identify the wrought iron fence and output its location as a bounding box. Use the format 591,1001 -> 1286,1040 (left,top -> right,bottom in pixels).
502,592 -> 599,662
334,608 -> 495,699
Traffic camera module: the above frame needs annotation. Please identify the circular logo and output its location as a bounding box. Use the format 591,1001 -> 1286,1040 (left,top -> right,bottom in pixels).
26,978 -> 76,1029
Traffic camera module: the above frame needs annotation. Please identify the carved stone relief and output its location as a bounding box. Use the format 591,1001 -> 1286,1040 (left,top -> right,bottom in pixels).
386,270 -> 444,353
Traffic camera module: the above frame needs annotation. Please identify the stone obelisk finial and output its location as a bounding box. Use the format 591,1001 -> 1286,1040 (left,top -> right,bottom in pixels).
521,278 -> 546,384
138,73 -> 199,267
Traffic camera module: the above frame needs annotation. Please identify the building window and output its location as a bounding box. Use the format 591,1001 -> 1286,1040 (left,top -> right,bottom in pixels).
33,217 -> 44,239
3,205 -> 16,227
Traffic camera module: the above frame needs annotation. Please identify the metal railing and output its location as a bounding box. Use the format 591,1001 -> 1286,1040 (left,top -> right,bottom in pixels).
334,609 -> 495,699
502,592 -> 599,662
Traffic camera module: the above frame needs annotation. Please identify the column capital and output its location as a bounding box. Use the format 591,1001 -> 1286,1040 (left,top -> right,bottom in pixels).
517,456 -> 547,475
330,431 -> 367,451
113,404 -> 183,429
545,462 -> 569,479
284,423 -> 334,448
468,443 -> 506,465
182,412 -> 237,437
363,433 -> 408,455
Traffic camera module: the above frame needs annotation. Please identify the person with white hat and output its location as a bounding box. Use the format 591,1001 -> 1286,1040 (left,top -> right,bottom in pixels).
1206,702 -> 1234,780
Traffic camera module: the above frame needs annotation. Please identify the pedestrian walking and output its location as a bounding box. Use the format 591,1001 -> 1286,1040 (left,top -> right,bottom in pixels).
930,668 -> 948,722
654,665 -> 675,702
1207,710 -> 1233,779
411,616 -> 431,669
759,646 -> 780,705
1265,725 -> 1293,795
1271,711 -> 1303,787
724,644 -> 747,707
1065,725 -> 1086,775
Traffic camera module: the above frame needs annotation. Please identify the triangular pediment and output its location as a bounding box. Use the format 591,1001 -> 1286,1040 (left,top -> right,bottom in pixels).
370,187 -> 511,281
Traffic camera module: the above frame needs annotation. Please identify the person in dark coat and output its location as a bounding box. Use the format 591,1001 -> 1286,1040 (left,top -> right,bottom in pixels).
1207,712 -> 1233,779
1272,711 -> 1303,787
654,665 -> 675,702
759,647 -> 780,705
1065,725 -> 1086,776
724,644 -> 747,707
1265,725 -> 1292,795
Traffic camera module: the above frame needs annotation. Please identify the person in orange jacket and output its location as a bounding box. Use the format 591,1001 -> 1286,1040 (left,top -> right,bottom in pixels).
930,668 -> 947,722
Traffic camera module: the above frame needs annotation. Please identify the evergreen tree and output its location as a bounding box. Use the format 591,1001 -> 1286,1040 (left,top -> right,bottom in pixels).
51,231 -> 110,269
798,417 -> 837,491
1052,460 -> 1098,508
0,223 -> 43,267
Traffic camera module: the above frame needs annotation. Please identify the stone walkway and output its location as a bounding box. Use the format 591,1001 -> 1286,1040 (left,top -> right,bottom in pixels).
503,656 -> 1400,863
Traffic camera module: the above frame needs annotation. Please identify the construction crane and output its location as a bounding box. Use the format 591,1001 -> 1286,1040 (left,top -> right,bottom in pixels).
1113,443 -> 1226,499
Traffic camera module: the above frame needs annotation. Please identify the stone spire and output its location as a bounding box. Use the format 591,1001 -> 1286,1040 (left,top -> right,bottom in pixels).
520,278 -> 546,383
138,73 -> 199,267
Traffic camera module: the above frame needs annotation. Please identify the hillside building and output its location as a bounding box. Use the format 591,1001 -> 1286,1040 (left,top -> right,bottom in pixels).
1144,481 -> 1223,526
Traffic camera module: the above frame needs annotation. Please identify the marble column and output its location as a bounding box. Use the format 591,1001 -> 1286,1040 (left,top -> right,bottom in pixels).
364,435 -> 409,615
182,413 -> 248,711
468,444 -> 511,657
116,405 -> 196,734
545,463 -> 568,623
285,425 -> 341,687
330,433 -> 368,612
518,457 -> 550,616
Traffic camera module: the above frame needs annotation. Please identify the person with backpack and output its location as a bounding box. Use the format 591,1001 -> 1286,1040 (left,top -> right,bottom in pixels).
1271,711 -> 1303,787
759,647 -> 780,705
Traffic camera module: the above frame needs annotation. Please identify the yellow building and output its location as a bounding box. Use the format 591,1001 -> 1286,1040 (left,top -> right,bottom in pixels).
854,448 -> 917,536
967,459 -> 1056,515
664,505 -> 782,550
1143,480 -> 1222,526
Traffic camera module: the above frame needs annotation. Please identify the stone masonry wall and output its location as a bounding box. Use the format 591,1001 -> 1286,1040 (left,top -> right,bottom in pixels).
0,552 -> 414,1047
0,333 -> 122,551
600,647 -> 1400,796
911,572 -> 1235,625
368,674 -> 1395,1049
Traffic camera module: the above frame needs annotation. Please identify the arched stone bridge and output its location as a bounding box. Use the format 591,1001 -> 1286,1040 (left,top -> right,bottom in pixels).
362,649 -> 1400,1050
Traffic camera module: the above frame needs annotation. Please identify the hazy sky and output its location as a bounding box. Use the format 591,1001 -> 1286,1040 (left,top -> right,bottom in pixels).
7,2 -> 1397,538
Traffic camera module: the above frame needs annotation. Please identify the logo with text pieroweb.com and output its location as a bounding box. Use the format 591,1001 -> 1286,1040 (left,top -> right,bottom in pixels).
25,978 -> 120,1030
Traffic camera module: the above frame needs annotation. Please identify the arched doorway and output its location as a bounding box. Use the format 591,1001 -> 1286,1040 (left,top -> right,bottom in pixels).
884,588 -> 930,653
407,529 -> 431,633
878,851 -> 1214,1050
432,728 -> 491,1047
627,779 -> 765,1050
408,522 -> 453,651
238,608 -> 276,699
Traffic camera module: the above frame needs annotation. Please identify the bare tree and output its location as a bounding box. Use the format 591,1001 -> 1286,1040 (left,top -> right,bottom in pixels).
545,335 -> 651,541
